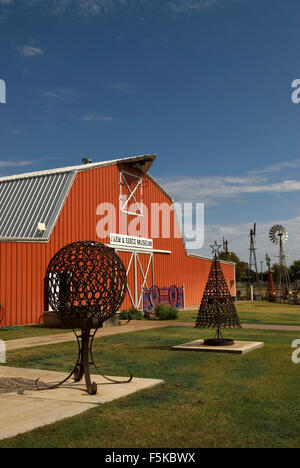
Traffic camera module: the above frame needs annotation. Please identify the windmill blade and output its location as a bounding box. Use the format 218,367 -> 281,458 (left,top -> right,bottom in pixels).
250,223 -> 256,241
269,225 -> 288,245
281,229 -> 288,243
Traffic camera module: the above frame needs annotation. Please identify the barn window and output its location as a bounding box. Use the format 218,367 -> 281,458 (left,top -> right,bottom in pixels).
119,170 -> 143,217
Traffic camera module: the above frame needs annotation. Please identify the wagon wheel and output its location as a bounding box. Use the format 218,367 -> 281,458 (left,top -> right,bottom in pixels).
149,285 -> 160,308
168,285 -> 178,307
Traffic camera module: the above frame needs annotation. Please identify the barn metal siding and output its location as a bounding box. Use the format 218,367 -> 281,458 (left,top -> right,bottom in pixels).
0,172 -> 75,241
0,163 -> 235,326
140,177 -> 236,307
0,165 -> 122,326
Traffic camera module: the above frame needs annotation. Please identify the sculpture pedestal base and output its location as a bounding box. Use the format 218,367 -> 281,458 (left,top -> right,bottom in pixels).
36,328 -> 132,395
202,328 -> 235,347
204,338 -> 234,347
172,340 -> 264,355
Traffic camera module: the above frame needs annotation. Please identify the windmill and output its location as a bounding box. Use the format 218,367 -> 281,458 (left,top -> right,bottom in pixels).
222,237 -> 229,254
269,225 -> 291,299
248,223 -> 260,298
265,253 -> 276,301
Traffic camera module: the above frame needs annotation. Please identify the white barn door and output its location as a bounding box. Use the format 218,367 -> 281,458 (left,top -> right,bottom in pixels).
116,250 -> 154,309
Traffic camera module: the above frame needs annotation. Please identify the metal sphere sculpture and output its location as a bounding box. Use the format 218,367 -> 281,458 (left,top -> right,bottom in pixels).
38,241 -> 132,396
46,241 -> 127,328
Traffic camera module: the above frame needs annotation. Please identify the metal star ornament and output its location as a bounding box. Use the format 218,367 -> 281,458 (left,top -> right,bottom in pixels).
210,241 -> 222,256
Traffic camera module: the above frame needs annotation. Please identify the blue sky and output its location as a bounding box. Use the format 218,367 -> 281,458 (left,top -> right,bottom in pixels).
0,0 -> 299,264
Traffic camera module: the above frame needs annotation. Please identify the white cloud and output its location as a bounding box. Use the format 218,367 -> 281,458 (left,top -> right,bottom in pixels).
158,174 -> 300,203
166,0 -> 221,14
191,216 -> 300,265
248,158 -> 300,175
82,113 -> 114,121
167,160 -> 300,263
8,128 -> 28,136
0,160 -> 35,167
2,0 -> 226,18
57,0 -> 225,16
17,45 -> 44,57
40,88 -> 78,100
101,82 -> 135,93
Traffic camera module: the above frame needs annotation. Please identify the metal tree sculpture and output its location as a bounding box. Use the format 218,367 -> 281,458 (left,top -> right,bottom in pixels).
195,242 -> 241,346
38,241 -> 132,395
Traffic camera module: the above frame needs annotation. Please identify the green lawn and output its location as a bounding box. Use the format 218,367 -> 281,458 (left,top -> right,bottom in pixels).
0,325 -> 74,342
1,302 -> 299,344
1,326 -> 300,448
178,302 -> 300,326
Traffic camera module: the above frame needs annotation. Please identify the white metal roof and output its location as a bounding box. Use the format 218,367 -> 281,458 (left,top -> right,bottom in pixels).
0,171 -> 76,241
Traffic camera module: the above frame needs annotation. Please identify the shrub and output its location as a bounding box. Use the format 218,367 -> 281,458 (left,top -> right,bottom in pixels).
119,308 -> 143,321
154,303 -> 178,320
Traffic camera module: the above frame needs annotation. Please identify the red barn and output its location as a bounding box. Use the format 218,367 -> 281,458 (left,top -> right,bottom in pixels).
0,154 -> 235,326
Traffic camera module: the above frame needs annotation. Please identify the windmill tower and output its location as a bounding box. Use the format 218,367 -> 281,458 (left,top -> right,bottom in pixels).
269,225 -> 291,300
248,223 -> 260,298
265,254 -> 276,301
222,237 -> 229,254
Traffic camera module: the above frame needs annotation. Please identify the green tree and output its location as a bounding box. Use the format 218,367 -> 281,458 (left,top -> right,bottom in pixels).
271,263 -> 292,282
290,260 -> 300,282
219,251 -> 248,282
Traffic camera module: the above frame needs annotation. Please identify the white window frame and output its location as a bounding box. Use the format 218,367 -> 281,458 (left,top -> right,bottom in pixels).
119,170 -> 144,217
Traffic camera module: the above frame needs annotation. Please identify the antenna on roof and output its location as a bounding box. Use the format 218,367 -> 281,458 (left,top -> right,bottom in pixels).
82,158 -> 93,165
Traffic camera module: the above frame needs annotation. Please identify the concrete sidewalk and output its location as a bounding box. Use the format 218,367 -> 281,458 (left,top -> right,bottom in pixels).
0,366 -> 163,440
5,321 -> 177,351
4,320 -> 300,352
